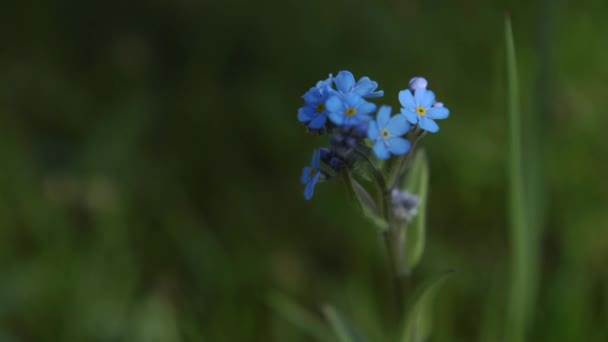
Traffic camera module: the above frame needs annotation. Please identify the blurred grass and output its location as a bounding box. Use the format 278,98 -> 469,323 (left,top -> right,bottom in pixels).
504,15 -> 534,342
0,0 -> 607,341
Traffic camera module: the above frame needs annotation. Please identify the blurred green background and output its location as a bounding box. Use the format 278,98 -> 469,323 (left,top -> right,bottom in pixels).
1,0 -> 607,340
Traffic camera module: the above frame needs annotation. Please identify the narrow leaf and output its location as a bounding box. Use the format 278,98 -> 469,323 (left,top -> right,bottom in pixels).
351,178 -> 388,230
400,271 -> 453,342
505,15 -> 535,342
267,292 -> 334,342
321,305 -> 365,342
402,149 -> 429,270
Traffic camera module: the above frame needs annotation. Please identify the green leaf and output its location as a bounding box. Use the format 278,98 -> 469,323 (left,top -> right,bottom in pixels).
351,178 -> 388,230
400,271 -> 453,342
321,305 -> 365,342
267,292 -> 334,342
401,149 -> 429,270
504,14 -> 533,342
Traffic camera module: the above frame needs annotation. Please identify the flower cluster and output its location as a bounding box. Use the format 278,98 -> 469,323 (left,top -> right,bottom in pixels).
298,72 -> 449,200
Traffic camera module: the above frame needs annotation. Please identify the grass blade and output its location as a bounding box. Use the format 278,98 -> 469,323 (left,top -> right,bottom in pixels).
321,305 -> 365,342
267,292 -> 334,342
400,270 -> 453,342
402,149 -> 429,271
505,14 -> 533,342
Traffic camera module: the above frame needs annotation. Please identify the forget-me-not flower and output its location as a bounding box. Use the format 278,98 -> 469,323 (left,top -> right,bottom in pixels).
368,105 -> 411,160
297,86 -> 334,129
399,88 -> 449,133
326,93 -> 376,126
297,76 -> 336,129
301,149 -> 322,200
334,70 -> 384,98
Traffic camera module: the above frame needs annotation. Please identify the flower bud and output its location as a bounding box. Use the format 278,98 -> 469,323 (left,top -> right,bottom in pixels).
408,77 -> 428,91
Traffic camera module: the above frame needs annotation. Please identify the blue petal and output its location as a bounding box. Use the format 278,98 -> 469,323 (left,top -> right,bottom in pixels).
367,120 -> 380,140
373,141 -> 390,160
311,149 -> 320,169
301,166 -> 312,184
302,88 -> 321,105
320,85 -> 338,99
357,101 -> 376,116
298,106 -> 314,123
419,116 -> 439,132
427,106 -> 449,119
304,172 -> 321,200
304,181 -> 315,200
365,90 -> 384,98
342,116 -> 359,126
356,114 -> 373,123
325,96 -> 343,113
388,137 -> 411,155
315,74 -> 333,88
387,114 -> 410,136
309,114 -> 327,129
343,93 -> 363,108
398,90 -> 416,109
335,70 -> 355,94
376,105 -> 391,128
353,77 -> 383,98
415,89 -> 435,108
328,112 -> 344,125
400,110 -> 419,124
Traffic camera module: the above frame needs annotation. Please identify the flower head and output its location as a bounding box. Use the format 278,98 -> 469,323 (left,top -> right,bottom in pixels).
330,122 -> 368,154
367,106 -> 411,160
297,76 -> 337,130
319,147 -> 344,171
399,85 -> 449,133
391,189 -> 419,221
301,149 -> 322,200
326,93 -> 376,126
334,70 -> 384,98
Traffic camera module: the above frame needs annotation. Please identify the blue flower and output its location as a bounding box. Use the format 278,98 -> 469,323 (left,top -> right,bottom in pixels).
398,87 -> 449,133
367,106 -> 411,160
326,93 -> 376,126
300,149 -> 322,200
334,70 -> 384,98
297,79 -> 336,129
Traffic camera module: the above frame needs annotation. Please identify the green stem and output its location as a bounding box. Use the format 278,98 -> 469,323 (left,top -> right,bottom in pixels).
354,148 -> 408,310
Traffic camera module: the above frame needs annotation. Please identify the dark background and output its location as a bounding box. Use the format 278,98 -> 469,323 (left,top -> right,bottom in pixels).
0,0 -> 607,341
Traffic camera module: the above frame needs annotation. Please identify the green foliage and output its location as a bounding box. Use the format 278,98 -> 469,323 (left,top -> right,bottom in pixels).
0,0 -> 607,341
321,305 -> 365,342
400,271 -> 453,342
504,15 -> 537,342
402,150 -> 430,271
268,293 -> 334,342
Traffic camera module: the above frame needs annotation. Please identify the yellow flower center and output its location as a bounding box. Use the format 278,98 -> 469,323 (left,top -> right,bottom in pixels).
381,129 -> 390,139
416,106 -> 427,116
345,107 -> 357,117
316,103 -> 325,113
309,168 -> 316,178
